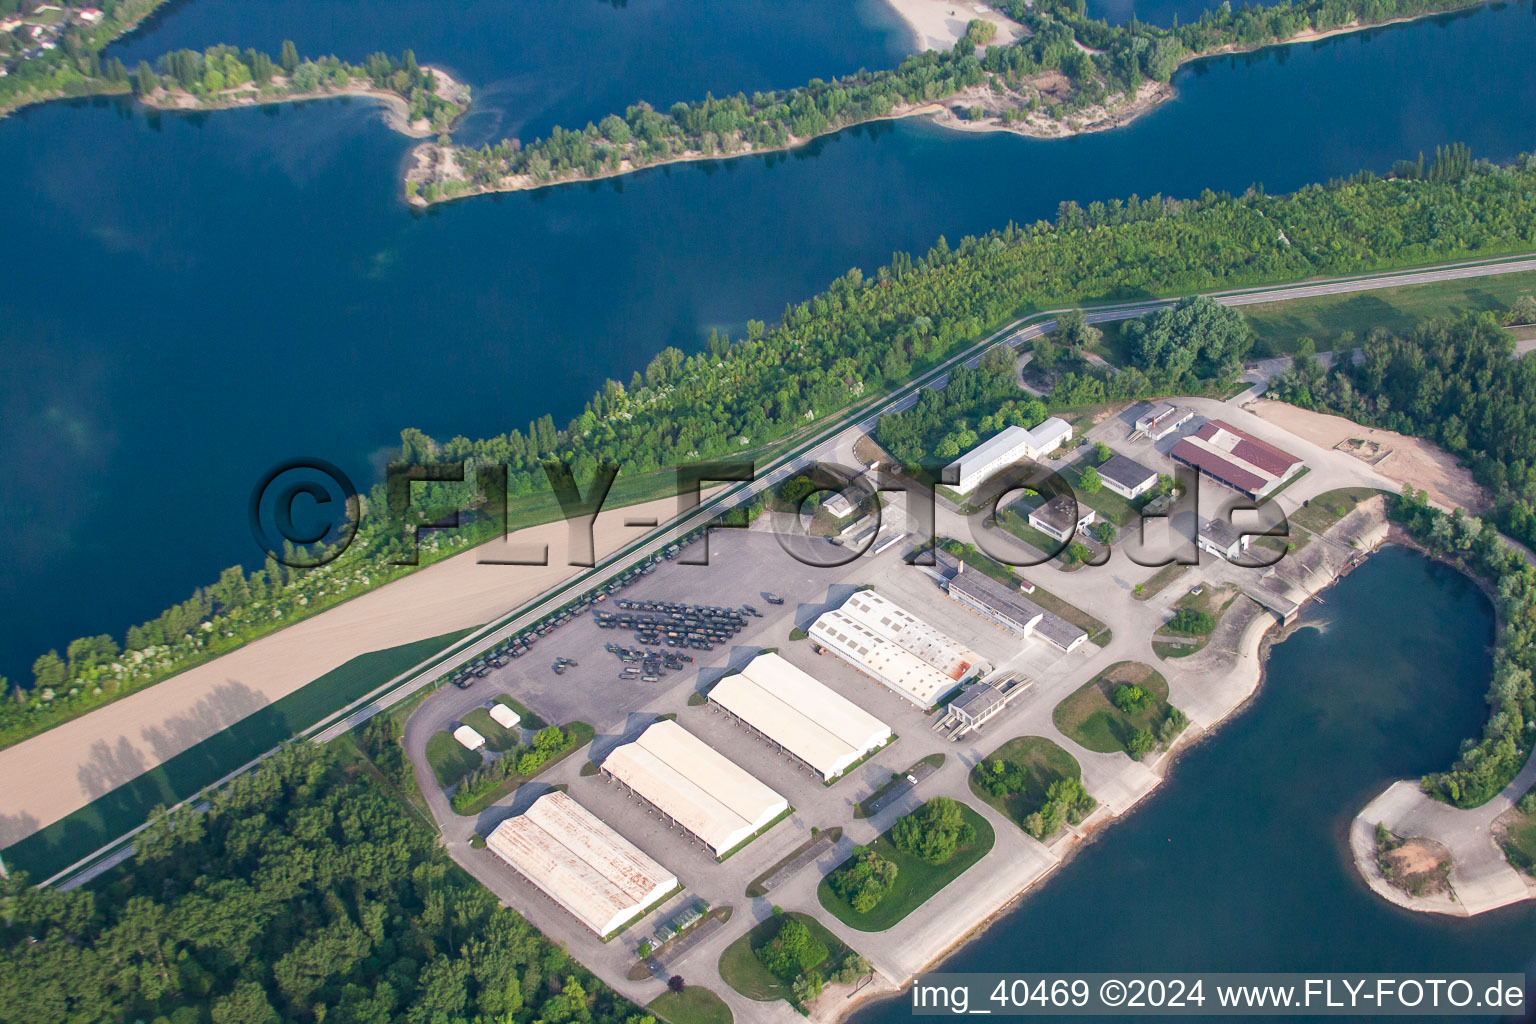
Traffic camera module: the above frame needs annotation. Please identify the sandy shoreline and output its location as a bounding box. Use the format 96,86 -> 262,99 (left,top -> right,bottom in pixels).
413,5 -> 1462,204
135,63 -> 467,139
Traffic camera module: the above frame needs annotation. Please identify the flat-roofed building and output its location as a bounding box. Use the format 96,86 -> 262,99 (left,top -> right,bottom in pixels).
1096,453 -> 1159,499
935,551 -> 1089,652
1027,495 -> 1096,542
486,790 -> 678,937
1197,516 -> 1253,560
454,725 -> 486,751
1171,419 -> 1304,500
1134,402 -> 1195,440
709,652 -> 891,781
602,719 -> 788,856
809,591 -> 989,706
949,682 -> 1007,729
946,418 -> 1075,494
489,703 -> 521,730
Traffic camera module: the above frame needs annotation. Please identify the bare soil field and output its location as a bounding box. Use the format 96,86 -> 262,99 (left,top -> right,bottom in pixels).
1248,400 -> 1488,514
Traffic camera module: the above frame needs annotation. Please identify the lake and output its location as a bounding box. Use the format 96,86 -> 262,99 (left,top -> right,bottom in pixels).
849,545 -> 1536,1022
1,1 -> 1534,690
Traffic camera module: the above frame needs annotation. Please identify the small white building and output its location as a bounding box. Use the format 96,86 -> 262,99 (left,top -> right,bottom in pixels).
1134,402 -> 1195,440
1096,453 -> 1159,499
946,417 -> 1074,494
489,703 -> 521,730
1197,517 -> 1253,560
1027,495 -> 1095,543
453,725 -> 486,751
823,491 -> 855,519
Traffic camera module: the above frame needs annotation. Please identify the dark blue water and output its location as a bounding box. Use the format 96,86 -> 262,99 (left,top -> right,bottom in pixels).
2,2 -> 1534,688
104,0 -> 913,143
850,546 -> 1536,1022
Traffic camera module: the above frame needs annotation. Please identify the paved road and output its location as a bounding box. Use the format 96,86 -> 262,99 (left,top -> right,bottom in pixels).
42,251 -> 1536,891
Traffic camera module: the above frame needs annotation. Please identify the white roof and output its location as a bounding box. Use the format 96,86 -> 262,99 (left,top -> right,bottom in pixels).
809,613 -> 957,706
603,720 -> 787,854
453,725 -> 486,750
710,652 -> 891,780
946,424 -> 1031,477
836,591 -> 986,681
489,703 -> 521,730
1026,416 -> 1073,452
487,791 -> 677,936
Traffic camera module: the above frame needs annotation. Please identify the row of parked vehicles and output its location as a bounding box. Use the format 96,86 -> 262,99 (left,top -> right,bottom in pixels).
440,529 -> 721,690
606,643 -> 694,681
594,600 -> 756,651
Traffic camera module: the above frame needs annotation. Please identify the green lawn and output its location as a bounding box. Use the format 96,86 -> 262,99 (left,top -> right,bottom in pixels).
1,628 -> 475,879
461,708 -> 518,752
1290,487 -> 1386,537
426,730 -> 483,787
1052,662 -> 1173,755
1500,792 -> 1536,876
1153,586 -> 1243,659
1241,268 -> 1536,355
649,985 -> 734,1024
495,693 -> 547,730
817,803 -> 995,931
451,721 -> 595,816
718,912 -> 852,1003
1062,463 -> 1146,527
968,736 -> 1081,830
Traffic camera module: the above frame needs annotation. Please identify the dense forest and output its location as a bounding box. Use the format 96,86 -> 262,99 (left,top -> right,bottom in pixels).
7,152 -> 1536,751
424,0 -> 1490,198
0,742 -> 655,1024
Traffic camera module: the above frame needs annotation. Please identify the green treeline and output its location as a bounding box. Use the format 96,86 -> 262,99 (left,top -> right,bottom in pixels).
1268,314 -> 1536,806
434,0 -> 1491,196
0,742 -> 655,1024
7,152 -> 1536,752
131,44 -> 465,129
0,0 -> 167,114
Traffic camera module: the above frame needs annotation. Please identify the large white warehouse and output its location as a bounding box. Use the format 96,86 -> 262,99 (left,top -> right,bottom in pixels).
486,790 -> 678,937
945,417 -> 1074,494
809,590 -> 989,707
709,652 -> 892,781
602,719 -> 789,856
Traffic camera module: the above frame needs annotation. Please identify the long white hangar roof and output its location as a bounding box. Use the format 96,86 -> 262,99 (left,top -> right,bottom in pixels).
603,719 -> 788,855
709,652 -> 891,781
486,790 -> 677,937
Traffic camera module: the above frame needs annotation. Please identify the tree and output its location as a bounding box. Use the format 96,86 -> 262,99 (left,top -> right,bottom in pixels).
279,39 -> 299,74
1127,728 -> 1155,759
756,918 -> 828,981
1093,521 -> 1116,545
1079,465 -> 1102,493
1509,294 -> 1536,326
134,60 -> 157,95
890,797 -> 976,864
1112,684 -> 1151,713
1093,441 -> 1112,464
667,975 -> 685,994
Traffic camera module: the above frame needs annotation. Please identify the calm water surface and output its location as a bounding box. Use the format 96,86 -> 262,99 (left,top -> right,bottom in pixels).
850,546 -> 1536,1022
2,2 -> 1534,686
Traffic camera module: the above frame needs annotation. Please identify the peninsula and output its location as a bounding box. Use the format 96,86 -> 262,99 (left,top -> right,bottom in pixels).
406,0 -> 1493,205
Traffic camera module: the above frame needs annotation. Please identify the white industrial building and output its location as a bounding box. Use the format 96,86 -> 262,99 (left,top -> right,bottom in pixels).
489,703 -> 522,730
946,417 -> 1074,494
809,590 -> 989,707
453,724 -> 486,751
935,551 -> 1090,653
602,719 -> 789,856
486,790 -> 678,937
709,652 -> 892,781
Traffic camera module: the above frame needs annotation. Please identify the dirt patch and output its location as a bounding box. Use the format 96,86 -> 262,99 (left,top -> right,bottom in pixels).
1031,70 -> 1071,99
1248,400 -> 1488,514
1377,833 -> 1453,898
852,432 -> 894,470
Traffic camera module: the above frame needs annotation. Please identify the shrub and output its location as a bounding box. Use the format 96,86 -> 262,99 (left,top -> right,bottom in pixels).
1112,684 -> 1151,713
828,846 -> 898,913
756,918 -> 828,982
1168,607 -> 1216,634
1126,728 -> 1155,760
890,797 -> 976,864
